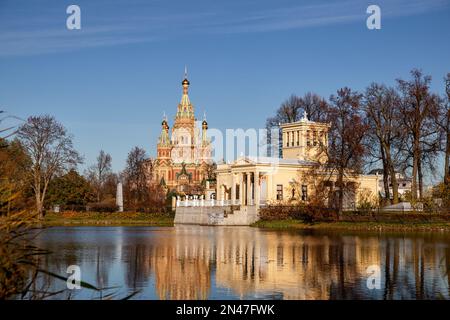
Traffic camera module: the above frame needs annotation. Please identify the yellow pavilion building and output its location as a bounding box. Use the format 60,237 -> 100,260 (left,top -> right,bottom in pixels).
215,112 -> 380,210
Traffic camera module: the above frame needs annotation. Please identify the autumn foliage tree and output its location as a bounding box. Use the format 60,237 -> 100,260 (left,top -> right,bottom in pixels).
46,169 -> 95,209
17,115 -> 82,218
327,88 -> 368,216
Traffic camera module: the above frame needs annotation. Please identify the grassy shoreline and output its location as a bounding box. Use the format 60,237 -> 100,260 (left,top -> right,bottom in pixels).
251,219 -> 450,232
42,212 -> 175,227
41,212 -> 450,232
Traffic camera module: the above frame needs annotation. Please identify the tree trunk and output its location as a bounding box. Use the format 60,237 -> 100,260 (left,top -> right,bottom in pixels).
445,130 -> 450,185
385,145 -> 399,204
411,138 -> 420,202
380,146 -> 390,202
36,196 -> 44,219
418,157 -> 423,200
389,165 -> 399,204
337,170 -> 344,219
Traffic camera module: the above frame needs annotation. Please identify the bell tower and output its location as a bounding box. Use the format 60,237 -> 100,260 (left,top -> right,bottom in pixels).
171,68 -> 196,164
280,111 -> 330,163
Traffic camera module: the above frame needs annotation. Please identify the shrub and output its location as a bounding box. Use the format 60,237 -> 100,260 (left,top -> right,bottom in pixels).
259,205 -> 338,223
87,201 -> 118,213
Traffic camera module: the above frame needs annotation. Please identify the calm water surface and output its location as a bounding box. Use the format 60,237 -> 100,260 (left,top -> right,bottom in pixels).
30,226 -> 450,300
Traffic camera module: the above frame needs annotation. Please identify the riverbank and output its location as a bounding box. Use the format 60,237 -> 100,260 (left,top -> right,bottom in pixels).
252,219 -> 450,232
42,212 -> 450,232
43,211 -> 175,227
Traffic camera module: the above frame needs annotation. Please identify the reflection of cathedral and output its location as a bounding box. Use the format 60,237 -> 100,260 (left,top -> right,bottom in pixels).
153,70 -> 212,194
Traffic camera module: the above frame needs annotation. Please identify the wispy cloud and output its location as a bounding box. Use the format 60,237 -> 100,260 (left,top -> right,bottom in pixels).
0,0 -> 448,57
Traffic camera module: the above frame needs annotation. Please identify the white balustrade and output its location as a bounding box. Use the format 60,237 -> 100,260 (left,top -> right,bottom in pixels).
177,197 -> 248,208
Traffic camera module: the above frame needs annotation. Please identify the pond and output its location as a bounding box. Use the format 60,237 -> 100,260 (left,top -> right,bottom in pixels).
29,226 -> 450,300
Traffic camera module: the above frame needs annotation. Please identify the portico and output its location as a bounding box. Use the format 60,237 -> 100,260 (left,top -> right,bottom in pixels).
215,156 -> 319,208
216,164 -> 267,208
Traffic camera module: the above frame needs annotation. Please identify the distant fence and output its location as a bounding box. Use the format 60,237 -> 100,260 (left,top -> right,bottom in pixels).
259,205 -> 450,223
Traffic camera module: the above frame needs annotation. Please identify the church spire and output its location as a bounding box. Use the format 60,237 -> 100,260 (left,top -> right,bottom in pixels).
202,111 -> 209,145
158,115 -> 170,146
177,67 -> 194,119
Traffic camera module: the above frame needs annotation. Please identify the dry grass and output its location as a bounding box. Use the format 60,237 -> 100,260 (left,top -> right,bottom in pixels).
0,210 -> 41,299
43,211 -> 175,226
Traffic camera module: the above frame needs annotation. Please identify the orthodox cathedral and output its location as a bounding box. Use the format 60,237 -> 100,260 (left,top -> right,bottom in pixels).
152,70 -> 212,194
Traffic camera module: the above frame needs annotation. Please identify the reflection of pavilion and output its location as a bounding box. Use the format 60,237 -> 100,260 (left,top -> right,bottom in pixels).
134,226 -> 449,300
151,228 -> 213,300
212,229 -> 381,299
146,227 -> 384,299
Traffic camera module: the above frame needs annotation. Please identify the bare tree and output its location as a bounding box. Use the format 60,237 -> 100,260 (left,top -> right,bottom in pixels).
86,150 -> 112,202
436,73 -> 450,185
123,147 -> 151,211
397,69 -> 441,200
266,93 -> 329,156
0,111 -> 21,142
266,94 -> 302,129
327,87 -> 367,217
17,115 -> 82,218
298,92 -> 329,122
364,83 -> 403,204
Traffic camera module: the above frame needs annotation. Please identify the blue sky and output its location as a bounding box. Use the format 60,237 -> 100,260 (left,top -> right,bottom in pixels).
1,0 -> 449,179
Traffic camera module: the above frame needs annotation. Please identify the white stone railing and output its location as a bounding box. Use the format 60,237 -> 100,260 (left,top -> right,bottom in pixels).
175,196 -> 268,207
176,196 -> 244,207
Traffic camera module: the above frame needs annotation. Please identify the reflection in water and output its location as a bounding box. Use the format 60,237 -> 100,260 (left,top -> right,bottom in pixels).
30,226 -> 450,300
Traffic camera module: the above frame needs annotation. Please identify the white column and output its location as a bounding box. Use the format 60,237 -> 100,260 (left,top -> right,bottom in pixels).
246,172 -> 252,206
231,174 -> 236,205
267,173 -> 273,202
255,171 -> 260,207
239,173 -> 244,205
